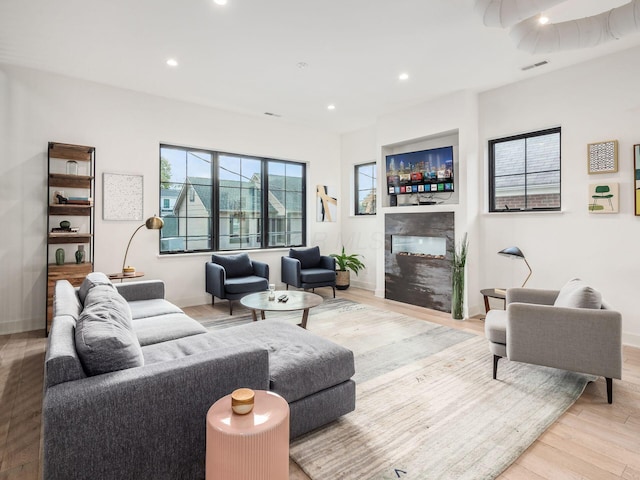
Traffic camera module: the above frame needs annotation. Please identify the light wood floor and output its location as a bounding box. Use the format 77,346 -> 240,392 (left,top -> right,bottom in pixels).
1,288 -> 638,479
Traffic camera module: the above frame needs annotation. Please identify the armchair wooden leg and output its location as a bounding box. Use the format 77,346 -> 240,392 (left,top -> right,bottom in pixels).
332,286 -> 335,298
493,355 -> 501,380
229,300 -> 233,315
606,377 -> 613,404
211,296 -> 215,306
286,284 -> 289,290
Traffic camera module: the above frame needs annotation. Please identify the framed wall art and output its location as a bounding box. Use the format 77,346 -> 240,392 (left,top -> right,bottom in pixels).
588,182 -> 619,214
587,140 -> 618,174
103,173 -> 144,221
635,144 -> 640,216
316,185 -> 337,222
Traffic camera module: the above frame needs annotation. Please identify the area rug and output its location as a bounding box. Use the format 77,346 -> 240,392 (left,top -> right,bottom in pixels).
200,298 -> 592,480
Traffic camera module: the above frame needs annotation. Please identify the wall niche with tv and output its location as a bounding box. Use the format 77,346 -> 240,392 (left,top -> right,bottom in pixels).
382,129 -> 459,208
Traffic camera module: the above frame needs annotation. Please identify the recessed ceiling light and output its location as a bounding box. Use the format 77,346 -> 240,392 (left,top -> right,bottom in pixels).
327,104 -> 336,111
214,0 -> 228,5
399,72 -> 409,81
538,15 -> 549,25
297,62 -> 309,69
166,58 -> 178,67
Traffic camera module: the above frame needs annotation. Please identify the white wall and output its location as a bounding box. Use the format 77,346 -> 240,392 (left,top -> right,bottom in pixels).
0,64 -> 341,334
338,126 -> 378,291
479,45 -> 640,346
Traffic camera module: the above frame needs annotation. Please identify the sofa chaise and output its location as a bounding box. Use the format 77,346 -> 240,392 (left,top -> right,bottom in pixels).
43,273 -> 355,480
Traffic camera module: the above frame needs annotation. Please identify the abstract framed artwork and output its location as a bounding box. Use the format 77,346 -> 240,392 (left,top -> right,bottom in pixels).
103,173 -> 144,220
588,182 -> 619,214
635,144 -> 640,216
316,185 -> 337,222
587,140 -> 618,174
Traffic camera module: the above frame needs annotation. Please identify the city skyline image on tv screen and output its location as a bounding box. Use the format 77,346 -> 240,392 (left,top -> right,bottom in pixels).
386,146 -> 454,195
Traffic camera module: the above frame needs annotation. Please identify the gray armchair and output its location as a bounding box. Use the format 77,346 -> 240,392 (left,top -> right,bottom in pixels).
281,246 -> 336,297
485,279 -> 622,403
205,253 -> 269,314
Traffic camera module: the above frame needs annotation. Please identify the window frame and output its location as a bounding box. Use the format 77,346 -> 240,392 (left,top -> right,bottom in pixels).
354,162 -> 377,216
488,127 -> 561,213
159,144 -> 306,254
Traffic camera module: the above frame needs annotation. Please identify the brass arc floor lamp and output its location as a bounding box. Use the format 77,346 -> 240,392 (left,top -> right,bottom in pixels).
122,215 -> 164,274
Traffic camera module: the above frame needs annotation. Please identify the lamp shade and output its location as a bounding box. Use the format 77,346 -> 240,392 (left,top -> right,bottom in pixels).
145,215 -> 164,229
498,246 -> 525,258
497,246 -> 532,287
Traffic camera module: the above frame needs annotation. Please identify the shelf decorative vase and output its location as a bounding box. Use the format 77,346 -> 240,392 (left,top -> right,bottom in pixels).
75,245 -> 85,264
66,160 -> 78,175
55,248 -> 65,266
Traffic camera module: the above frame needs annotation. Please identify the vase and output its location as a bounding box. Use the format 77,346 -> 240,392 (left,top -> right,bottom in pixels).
55,248 -> 65,265
66,160 -> 78,175
451,265 -> 464,320
75,245 -> 85,264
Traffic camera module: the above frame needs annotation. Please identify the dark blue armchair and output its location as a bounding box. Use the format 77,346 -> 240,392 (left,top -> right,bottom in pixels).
281,246 -> 336,297
205,253 -> 269,314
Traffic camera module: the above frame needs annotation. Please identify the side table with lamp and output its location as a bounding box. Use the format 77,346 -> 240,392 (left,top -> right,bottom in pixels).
481,246 -> 533,314
108,215 -> 163,281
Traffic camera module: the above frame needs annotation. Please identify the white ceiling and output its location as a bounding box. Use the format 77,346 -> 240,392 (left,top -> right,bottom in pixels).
1,0 -> 639,133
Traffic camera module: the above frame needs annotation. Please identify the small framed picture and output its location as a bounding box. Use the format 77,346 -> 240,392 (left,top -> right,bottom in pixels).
588,182 -> 619,214
587,140 -> 618,174
634,144 -> 640,216
103,173 -> 144,221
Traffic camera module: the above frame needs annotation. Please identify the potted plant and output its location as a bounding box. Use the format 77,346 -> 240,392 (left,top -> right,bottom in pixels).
451,233 -> 469,320
330,246 -> 366,290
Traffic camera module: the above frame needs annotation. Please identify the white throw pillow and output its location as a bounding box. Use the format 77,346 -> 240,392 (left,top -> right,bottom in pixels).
554,278 -> 602,309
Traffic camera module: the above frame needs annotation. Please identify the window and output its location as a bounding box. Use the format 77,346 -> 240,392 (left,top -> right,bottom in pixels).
489,127 -> 561,212
354,162 -> 377,215
159,145 -> 306,253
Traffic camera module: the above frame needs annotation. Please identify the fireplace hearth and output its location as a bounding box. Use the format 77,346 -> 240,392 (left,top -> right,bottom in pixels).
385,212 -> 454,312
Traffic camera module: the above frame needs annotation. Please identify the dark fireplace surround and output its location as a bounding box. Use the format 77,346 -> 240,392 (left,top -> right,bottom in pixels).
385,212 -> 454,313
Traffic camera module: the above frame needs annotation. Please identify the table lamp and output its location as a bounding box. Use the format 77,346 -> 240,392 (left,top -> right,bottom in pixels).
122,215 -> 164,275
498,246 -> 532,287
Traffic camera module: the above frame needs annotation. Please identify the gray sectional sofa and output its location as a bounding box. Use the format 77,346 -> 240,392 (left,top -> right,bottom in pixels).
43,273 -> 355,480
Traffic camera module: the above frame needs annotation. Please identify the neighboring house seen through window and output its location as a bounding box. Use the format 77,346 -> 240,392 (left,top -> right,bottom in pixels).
489,127 -> 561,212
355,162 -> 377,215
159,145 -> 306,253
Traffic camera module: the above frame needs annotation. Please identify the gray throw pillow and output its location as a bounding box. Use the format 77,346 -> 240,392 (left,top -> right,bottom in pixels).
290,246 -> 321,269
553,278 -> 602,309
75,285 -> 144,376
211,253 -> 253,278
78,272 -> 115,305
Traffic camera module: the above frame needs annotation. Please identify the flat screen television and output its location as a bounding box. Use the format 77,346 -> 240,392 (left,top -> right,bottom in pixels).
385,146 -> 454,195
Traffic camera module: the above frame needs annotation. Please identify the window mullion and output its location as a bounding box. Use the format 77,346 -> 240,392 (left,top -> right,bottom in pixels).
262,160 -> 268,248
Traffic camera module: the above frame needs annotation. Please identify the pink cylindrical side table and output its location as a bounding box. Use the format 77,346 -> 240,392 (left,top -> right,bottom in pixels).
206,390 -> 290,480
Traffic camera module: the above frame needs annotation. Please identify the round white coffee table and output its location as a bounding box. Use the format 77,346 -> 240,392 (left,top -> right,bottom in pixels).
240,290 -> 323,329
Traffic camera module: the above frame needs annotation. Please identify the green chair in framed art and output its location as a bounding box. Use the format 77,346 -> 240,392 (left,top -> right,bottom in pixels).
590,185 -> 613,211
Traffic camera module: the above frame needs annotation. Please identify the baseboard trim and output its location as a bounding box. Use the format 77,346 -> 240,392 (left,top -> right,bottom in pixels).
623,332 -> 640,348
0,317 -> 43,335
